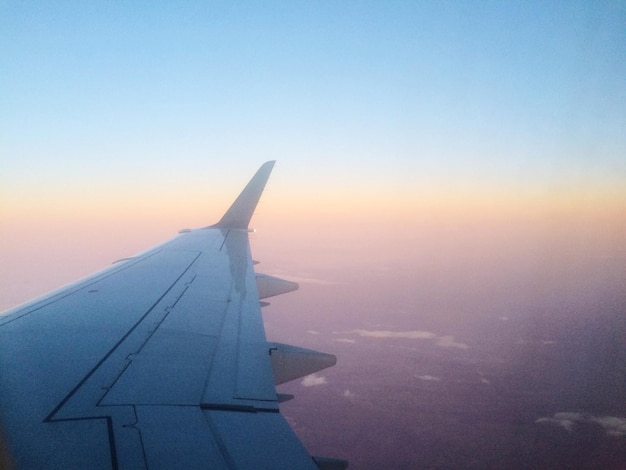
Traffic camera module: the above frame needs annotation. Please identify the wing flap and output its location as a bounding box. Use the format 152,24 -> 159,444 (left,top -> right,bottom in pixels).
136,406 -> 229,469
205,410 -> 318,469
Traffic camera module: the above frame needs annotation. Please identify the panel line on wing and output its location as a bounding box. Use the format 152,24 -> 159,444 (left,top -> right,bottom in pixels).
200,403 -> 279,413
44,251 -> 203,423
218,229 -> 230,251
95,279 -> 196,407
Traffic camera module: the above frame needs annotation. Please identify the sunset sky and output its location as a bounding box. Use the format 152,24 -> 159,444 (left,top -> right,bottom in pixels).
1,2 -> 625,467
2,1 -> 624,306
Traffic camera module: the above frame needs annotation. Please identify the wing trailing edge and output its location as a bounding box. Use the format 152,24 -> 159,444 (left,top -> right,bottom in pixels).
213,160 -> 275,229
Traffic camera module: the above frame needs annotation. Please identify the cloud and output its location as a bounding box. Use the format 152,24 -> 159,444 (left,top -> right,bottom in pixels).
301,373 -> 327,387
536,416 -> 576,432
306,330 -> 320,335
536,412 -> 626,436
342,389 -> 356,398
516,339 -> 559,345
347,329 -> 468,349
349,329 -> 436,339
591,416 -> 626,436
334,338 -> 356,343
416,374 -> 441,381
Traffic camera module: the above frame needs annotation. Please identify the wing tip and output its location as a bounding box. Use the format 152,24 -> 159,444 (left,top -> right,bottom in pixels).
213,161 -> 276,229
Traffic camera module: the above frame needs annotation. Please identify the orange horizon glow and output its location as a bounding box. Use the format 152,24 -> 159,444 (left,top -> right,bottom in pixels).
2,176 -> 624,313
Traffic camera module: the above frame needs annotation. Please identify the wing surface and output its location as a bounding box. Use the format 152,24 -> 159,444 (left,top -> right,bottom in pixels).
0,162 -> 344,469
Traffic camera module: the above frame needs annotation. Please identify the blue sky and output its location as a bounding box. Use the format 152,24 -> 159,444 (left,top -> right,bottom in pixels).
2,1 -> 624,199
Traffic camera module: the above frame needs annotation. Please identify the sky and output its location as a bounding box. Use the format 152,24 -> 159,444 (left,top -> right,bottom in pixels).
1,1 -> 626,467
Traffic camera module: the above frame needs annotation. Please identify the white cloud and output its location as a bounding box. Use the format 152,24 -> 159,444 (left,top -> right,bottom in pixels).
342,389 -> 356,398
306,330 -> 320,335
301,373 -> 327,387
591,416 -> 626,436
350,329 -> 436,339
516,339 -> 559,345
416,375 -> 441,381
347,329 -> 468,349
536,412 -> 626,437
335,338 -> 356,343
536,417 -> 576,432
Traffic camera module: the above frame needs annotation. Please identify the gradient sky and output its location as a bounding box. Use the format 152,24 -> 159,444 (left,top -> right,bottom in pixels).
1,2 -> 625,467
2,1 -> 625,200
2,1 -> 624,308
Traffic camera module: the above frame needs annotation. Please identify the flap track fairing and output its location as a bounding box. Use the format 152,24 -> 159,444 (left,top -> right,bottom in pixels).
268,342 -> 336,385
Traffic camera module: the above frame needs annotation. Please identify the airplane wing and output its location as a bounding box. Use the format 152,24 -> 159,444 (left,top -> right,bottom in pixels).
0,162 -> 345,469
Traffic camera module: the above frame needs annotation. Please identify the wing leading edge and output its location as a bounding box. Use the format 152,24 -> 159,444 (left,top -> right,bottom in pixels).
0,162 -> 346,469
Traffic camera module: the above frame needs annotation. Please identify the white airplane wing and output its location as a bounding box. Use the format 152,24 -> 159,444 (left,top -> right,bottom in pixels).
0,162 -> 345,469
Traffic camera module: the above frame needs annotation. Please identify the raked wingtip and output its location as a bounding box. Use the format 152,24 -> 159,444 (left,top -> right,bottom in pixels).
213,161 -> 275,230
